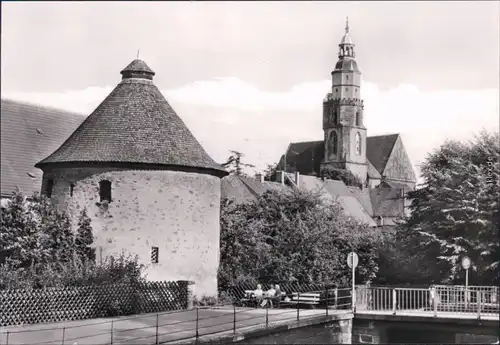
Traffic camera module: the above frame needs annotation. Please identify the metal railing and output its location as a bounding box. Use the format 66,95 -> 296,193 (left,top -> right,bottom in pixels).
0,288 -> 353,345
355,285 -> 500,319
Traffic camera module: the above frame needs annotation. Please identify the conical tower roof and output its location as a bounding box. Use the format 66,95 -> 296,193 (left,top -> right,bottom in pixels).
36,59 -> 227,177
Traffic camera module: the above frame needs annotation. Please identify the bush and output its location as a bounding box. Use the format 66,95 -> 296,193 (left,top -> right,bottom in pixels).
320,166 -> 364,188
218,189 -> 381,293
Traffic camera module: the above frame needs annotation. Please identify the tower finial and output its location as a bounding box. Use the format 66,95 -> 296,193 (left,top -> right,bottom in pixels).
137,49 -> 140,59
345,17 -> 349,34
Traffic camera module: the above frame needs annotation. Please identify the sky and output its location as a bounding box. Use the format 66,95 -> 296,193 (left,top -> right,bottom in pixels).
2,1 -> 499,180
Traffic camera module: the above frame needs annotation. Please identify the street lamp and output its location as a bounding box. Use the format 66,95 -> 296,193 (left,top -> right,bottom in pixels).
461,256 -> 471,305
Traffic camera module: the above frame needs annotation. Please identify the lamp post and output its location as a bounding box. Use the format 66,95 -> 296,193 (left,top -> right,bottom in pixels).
462,256 -> 471,305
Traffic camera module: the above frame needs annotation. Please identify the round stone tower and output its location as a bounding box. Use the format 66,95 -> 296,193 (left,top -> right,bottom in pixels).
35,59 -> 228,296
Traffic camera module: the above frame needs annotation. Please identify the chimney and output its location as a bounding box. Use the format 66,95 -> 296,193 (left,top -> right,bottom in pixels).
295,171 -> 300,187
255,173 -> 264,183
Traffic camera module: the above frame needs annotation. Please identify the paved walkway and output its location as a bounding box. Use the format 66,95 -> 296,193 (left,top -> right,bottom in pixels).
0,307 -> 350,345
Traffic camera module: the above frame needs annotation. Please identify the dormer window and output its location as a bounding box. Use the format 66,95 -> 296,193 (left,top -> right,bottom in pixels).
99,180 -> 112,203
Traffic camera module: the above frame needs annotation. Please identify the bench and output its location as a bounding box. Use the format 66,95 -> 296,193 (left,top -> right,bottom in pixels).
288,292 -> 322,308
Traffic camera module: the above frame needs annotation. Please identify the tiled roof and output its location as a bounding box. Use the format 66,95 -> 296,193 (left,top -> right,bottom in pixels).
220,175 -> 288,204
299,175 -> 376,226
346,186 -> 374,216
367,160 -> 381,179
1,99 -> 85,198
288,141 -> 323,156
36,59 -> 226,177
366,134 -> 399,175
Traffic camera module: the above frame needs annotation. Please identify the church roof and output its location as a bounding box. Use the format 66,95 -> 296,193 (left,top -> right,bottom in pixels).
366,134 -> 400,175
36,59 -> 226,177
1,99 -> 85,198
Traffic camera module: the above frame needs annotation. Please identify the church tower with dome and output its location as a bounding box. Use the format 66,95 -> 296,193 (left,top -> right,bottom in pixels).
321,18 -> 368,183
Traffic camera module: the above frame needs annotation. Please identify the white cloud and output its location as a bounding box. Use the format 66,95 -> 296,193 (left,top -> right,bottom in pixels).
3,78 -> 498,182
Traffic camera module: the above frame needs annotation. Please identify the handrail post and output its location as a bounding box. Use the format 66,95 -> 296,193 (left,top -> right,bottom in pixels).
297,292 -> 300,321
195,307 -> 199,343
155,313 -> 159,344
233,303 -> 236,334
61,326 -> 65,345
111,320 -> 114,345
392,289 -> 397,315
6,331 -> 9,345
477,291 -> 481,320
325,285 -> 329,316
266,304 -> 269,328
432,287 -> 437,317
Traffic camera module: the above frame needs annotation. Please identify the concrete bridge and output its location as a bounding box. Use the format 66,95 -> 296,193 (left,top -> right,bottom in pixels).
1,285 -> 498,344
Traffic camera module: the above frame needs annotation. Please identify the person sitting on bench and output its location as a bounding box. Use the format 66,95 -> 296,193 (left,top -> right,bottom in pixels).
261,284 -> 277,308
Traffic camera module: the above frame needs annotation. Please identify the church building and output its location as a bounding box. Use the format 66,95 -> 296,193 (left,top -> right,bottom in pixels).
273,19 -> 417,225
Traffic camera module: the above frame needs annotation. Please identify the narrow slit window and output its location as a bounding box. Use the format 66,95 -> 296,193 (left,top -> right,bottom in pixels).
45,179 -> 54,198
151,247 -> 159,264
70,183 -> 75,197
99,180 -> 112,202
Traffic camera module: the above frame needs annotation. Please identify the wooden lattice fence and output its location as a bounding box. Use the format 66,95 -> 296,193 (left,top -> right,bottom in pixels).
0,280 -> 190,327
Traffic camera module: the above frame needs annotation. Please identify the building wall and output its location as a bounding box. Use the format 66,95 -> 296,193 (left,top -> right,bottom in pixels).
42,167 -> 221,297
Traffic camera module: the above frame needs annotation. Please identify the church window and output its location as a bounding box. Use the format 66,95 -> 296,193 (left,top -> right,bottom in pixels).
329,131 -> 338,155
99,180 -> 112,203
355,132 -> 361,155
333,108 -> 338,123
45,178 -> 54,198
356,112 -> 361,126
151,247 -> 159,264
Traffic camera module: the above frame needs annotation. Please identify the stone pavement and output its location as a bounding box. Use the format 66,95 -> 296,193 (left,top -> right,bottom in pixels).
0,307 -> 350,345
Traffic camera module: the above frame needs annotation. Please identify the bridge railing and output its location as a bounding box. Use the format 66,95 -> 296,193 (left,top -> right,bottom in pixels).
355,286 -> 499,318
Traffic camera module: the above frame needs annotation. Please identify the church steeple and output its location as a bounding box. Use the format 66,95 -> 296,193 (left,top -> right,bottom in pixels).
339,17 -> 355,59
321,18 -> 368,185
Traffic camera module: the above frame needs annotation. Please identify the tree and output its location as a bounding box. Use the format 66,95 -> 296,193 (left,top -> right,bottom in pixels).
402,131 -> 499,284
320,166 -> 364,188
221,150 -> 255,177
0,193 -> 41,268
75,208 -> 96,263
218,188 -> 381,290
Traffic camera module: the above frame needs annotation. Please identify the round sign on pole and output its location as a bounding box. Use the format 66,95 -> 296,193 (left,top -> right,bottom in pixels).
347,252 -> 359,269
462,256 -> 471,270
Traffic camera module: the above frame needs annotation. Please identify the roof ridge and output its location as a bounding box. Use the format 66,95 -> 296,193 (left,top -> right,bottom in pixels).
1,98 -> 86,117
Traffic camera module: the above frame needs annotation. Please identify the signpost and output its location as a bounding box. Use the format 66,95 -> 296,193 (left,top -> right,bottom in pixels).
347,252 -> 359,311
462,256 -> 471,304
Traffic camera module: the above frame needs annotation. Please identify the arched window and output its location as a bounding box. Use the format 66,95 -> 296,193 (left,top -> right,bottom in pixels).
329,131 -> 338,155
355,132 -> 362,155
99,180 -> 112,202
356,111 -> 361,126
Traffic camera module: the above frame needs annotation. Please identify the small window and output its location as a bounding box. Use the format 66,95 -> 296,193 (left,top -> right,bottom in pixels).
151,247 -> 159,264
70,183 -> 75,197
345,88 -> 348,92
99,180 -> 112,202
346,75 -> 349,81
356,112 -> 361,126
355,88 -> 358,93
45,179 -> 54,198
335,88 -> 338,92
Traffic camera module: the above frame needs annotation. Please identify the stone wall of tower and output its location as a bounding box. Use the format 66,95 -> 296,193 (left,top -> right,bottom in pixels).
41,167 -> 221,297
